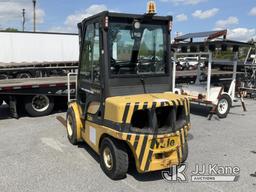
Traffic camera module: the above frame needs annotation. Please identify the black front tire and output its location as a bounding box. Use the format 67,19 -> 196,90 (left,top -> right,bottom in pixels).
100,137 -> 129,180
24,95 -> 54,117
216,94 -> 231,119
66,108 -> 78,145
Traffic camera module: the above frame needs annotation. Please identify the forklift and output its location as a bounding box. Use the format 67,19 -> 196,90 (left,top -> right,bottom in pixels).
66,1 -> 191,180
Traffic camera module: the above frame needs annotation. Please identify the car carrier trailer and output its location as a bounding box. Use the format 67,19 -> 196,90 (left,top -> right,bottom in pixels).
172,37 -> 250,119
239,44 -> 256,98
0,31 -> 79,79
0,76 -> 76,118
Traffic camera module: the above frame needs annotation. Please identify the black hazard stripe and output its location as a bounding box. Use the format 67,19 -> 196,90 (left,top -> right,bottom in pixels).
165,101 -> 170,106
186,97 -> 191,121
183,99 -> 189,123
184,127 -> 188,143
133,134 -> 140,151
127,134 -> 131,141
177,99 -> 181,106
133,102 -> 140,112
171,100 -> 177,107
179,129 -> 184,158
143,102 -> 148,110
122,103 -> 131,124
144,102 -> 158,171
179,129 -> 184,146
137,102 -> 149,167
139,135 -> 148,164
126,102 -> 140,142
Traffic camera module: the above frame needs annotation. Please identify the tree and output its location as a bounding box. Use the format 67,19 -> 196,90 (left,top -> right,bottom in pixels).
2,28 -> 19,32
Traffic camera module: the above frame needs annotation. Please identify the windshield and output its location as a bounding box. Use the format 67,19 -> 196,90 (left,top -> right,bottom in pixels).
109,22 -> 167,76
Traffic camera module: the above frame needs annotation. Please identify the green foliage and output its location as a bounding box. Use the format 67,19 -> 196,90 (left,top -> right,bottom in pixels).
2,28 -> 19,32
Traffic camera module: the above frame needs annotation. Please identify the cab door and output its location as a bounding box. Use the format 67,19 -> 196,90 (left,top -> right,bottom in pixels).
77,22 -> 102,119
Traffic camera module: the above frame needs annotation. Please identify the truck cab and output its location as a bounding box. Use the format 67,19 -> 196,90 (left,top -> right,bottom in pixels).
66,11 -> 191,180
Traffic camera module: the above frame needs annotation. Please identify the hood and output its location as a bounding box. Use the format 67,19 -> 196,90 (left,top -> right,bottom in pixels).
104,92 -> 189,124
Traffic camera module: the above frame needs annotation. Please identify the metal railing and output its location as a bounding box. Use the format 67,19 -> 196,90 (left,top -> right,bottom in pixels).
173,52 -> 212,100
67,72 -> 78,102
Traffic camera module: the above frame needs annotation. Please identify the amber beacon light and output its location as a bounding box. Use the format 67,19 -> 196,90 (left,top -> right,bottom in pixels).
147,1 -> 157,15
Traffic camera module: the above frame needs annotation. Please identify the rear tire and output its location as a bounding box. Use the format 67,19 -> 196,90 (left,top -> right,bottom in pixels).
100,137 -> 128,180
216,94 -> 231,119
24,95 -> 54,117
66,108 -> 78,145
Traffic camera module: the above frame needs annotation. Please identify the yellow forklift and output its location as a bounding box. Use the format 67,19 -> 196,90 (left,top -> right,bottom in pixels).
66,2 -> 191,180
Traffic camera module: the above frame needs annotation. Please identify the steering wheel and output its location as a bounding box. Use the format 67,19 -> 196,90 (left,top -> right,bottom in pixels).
110,57 -> 120,74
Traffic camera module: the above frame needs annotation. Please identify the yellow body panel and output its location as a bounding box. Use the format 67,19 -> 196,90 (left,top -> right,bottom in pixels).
79,120 -> 189,172
68,91 -> 191,173
68,102 -> 83,141
104,92 -> 188,123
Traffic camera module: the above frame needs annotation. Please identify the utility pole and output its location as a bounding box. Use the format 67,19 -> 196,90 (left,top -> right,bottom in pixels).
32,0 -> 36,32
22,9 -> 26,32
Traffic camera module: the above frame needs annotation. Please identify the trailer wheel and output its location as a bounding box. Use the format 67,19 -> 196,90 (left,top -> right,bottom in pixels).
66,108 -> 78,145
0,74 -> 8,80
25,95 -> 54,117
100,137 -> 128,180
16,73 -> 31,79
216,94 -> 231,119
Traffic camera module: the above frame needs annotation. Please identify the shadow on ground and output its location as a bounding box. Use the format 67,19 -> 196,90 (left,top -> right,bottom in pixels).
78,140 -> 166,182
0,103 -> 67,120
190,103 -> 211,117
0,104 -> 11,120
77,137 -> 192,182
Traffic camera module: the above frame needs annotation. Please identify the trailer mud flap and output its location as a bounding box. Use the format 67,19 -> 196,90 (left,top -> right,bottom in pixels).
9,96 -> 19,119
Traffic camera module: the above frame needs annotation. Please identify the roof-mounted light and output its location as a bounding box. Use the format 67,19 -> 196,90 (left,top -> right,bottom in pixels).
169,20 -> 173,32
104,16 -> 109,29
147,1 -> 157,15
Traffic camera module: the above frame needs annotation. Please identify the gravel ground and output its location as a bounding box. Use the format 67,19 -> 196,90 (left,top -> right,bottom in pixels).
0,99 -> 256,192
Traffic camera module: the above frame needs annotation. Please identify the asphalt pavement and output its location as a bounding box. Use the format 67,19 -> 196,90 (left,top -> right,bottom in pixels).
0,99 -> 256,192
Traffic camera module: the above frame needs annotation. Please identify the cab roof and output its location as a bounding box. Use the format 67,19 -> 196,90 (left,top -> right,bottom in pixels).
78,11 -> 172,26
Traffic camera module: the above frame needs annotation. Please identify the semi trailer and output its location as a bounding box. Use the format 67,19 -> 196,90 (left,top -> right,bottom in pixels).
0,31 -> 79,79
0,76 -> 76,118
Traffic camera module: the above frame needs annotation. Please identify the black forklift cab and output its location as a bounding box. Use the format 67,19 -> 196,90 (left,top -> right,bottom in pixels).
77,11 -> 173,117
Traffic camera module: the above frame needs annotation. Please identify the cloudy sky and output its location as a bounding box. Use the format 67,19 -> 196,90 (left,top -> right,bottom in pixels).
0,0 -> 255,41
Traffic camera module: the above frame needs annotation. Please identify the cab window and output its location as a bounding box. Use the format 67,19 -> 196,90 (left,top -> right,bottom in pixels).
80,23 -> 100,82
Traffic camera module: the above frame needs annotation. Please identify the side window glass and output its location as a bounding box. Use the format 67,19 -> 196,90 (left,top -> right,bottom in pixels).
93,23 -> 100,82
80,23 -> 100,83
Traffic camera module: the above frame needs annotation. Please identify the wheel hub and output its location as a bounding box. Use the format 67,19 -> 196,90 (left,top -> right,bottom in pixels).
218,99 -> 228,115
31,95 -> 50,112
103,147 -> 113,170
